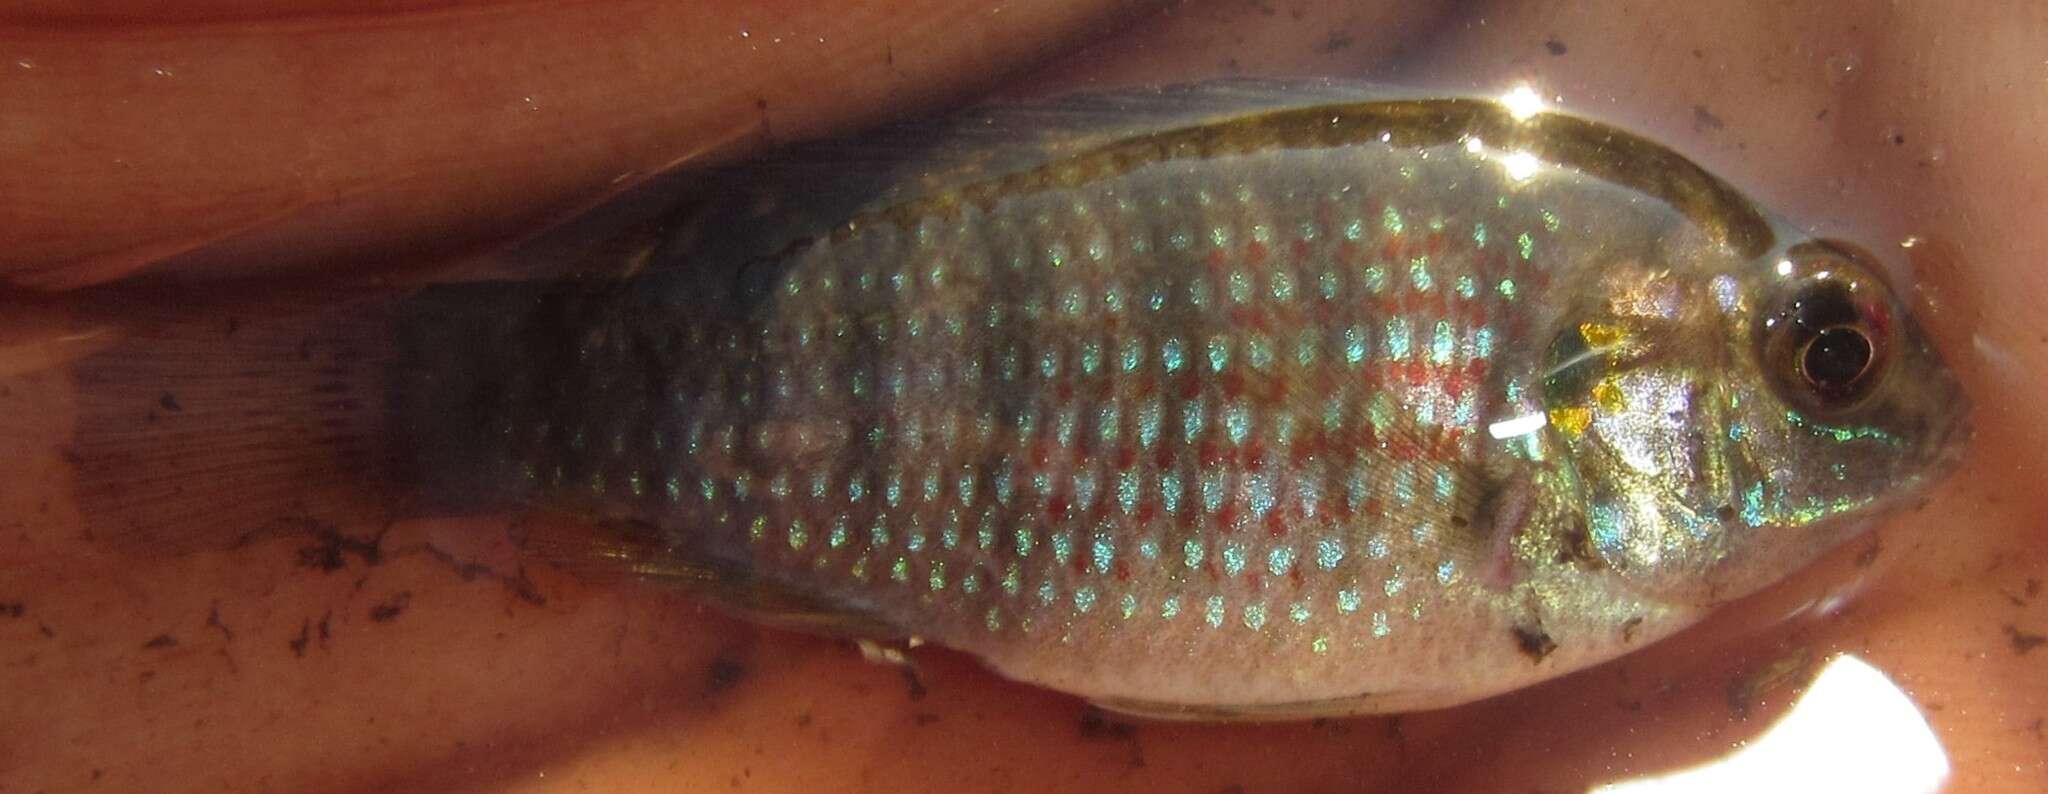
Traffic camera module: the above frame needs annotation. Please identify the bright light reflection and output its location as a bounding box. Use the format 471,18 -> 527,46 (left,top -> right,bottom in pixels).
1502,151 -> 1541,182
1487,412 -> 1548,440
1502,84 -> 1547,121
1592,654 -> 1949,794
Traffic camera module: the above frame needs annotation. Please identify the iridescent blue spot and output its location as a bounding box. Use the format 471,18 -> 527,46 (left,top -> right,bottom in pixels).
1039,350 -> 1060,379
1298,331 -> 1321,367
1319,271 -> 1340,300
1091,535 -> 1115,573
1436,560 -> 1457,585
1409,258 -> 1434,291
994,469 -> 1015,504
1344,325 -> 1368,366
1224,403 -> 1252,445
1182,400 -> 1205,444
1205,596 -> 1227,627
1120,593 -> 1138,619
1337,589 -> 1361,613
1246,472 -> 1276,518
1073,472 -> 1097,508
1014,527 -> 1034,556
1121,339 -> 1144,373
1316,538 -> 1345,570
1050,532 -> 1074,564
1364,265 -> 1388,294
1162,473 -> 1183,514
1183,538 -> 1205,569
1161,595 -> 1182,619
1474,327 -> 1496,358
1247,337 -> 1274,369
829,519 -> 849,549
1221,543 -> 1248,576
1266,546 -> 1296,577
1367,535 -> 1390,559
1202,470 -> 1228,514
1037,580 -> 1057,606
1518,232 -> 1535,261
1074,587 -> 1097,613
1117,472 -> 1140,515
1097,405 -> 1120,442
1741,481 -> 1768,527
1430,320 -> 1456,364
1382,206 -> 1404,234
1386,319 -> 1412,360
1080,342 -> 1102,375
1163,338 -> 1186,372
1138,401 -> 1162,448
1472,222 -> 1489,247
1456,275 -> 1477,299
1138,539 -> 1160,559
1243,604 -> 1268,631
906,532 -> 926,552
1271,272 -> 1296,301
1207,336 -> 1231,373
1228,270 -> 1252,303
1393,467 -> 1416,505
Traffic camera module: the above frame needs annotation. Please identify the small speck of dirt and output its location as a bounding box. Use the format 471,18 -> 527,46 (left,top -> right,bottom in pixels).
296,523 -> 382,572
368,592 -> 412,623
1693,104 -> 1726,132
2027,579 -> 2042,600
705,656 -> 747,696
1855,537 -> 1883,569
288,619 -> 311,658
0,601 -> 22,618
1544,37 -> 1567,56
206,604 -> 234,642
2004,625 -> 2046,655
1317,31 -> 1353,53
141,633 -> 177,650
158,392 -> 182,412
1892,133 -> 1908,146
1512,625 -> 1556,662
1079,707 -> 1139,741
912,712 -> 941,727
1620,615 -> 1645,642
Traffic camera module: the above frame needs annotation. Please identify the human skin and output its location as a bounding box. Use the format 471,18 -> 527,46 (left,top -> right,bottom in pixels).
2,1 -> 2044,792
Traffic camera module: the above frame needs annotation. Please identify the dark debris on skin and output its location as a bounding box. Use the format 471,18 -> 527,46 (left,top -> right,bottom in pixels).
2004,624 -> 2046,655
1512,625 -> 1557,662
368,591 -> 412,623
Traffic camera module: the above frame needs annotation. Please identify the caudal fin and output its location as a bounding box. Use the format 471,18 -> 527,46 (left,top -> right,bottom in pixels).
61,287 -> 405,555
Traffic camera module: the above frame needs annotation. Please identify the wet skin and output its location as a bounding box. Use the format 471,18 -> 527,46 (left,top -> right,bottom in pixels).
2,1 -> 2045,791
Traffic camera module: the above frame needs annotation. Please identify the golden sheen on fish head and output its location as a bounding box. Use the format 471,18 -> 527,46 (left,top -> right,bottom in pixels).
1538,232 -> 1970,607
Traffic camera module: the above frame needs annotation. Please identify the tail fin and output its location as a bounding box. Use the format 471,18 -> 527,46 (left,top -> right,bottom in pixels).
57,286 -> 405,555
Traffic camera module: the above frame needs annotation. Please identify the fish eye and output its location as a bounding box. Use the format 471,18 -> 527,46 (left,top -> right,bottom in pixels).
1759,243 -> 1895,413
1800,324 -> 1874,394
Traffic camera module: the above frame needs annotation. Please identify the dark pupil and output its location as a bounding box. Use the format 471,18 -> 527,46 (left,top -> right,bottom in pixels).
1802,326 -> 1873,391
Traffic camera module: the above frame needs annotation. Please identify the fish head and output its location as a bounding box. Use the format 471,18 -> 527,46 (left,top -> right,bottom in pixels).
1536,237 -> 1970,607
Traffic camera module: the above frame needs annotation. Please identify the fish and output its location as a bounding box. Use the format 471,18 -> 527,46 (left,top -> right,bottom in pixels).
49,81 -> 1971,720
